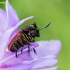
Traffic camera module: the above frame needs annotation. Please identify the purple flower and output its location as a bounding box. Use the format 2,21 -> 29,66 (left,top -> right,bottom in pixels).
0,0 -> 61,70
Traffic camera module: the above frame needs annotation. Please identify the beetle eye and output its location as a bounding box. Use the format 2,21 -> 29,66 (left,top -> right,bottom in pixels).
30,25 -> 35,29
31,26 -> 35,30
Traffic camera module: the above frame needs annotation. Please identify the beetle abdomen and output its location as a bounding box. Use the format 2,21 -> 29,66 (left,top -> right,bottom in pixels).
10,38 -> 24,52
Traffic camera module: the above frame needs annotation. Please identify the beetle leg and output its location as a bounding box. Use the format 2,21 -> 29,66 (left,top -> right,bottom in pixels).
16,51 -> 18,58
28,45 -> 30,53
33,48 -> 37,54
32,38 -> 35,42
12,44 -> 18,58
21,47 -> 24,54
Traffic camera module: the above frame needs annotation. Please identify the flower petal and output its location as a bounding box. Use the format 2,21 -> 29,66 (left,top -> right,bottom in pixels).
0,51 -> 32,68
22,55 -> 57,69
15,16 -> 34,28
5,0 -> 19,29
0,66 -> 58,70
33,66 -> 58,70
0,16 -> 34,60
31,40 -> 61,59
0,9 -> 8,36
0,40 -> 59,69
0,43 -> 38,68
0,64 -> 32,70
32,57 -> 58,69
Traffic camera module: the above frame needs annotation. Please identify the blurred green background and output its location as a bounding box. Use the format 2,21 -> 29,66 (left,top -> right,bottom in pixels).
0,0 -> 70,70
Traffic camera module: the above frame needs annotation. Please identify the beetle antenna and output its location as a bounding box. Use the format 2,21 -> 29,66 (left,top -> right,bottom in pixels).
39,22 -> 51,30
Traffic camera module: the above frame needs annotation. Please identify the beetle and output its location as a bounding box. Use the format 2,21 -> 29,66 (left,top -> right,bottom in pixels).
8,22 -> 51,57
